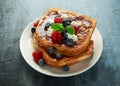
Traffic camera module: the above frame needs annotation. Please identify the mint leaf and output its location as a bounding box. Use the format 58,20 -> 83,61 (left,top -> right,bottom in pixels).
66,26 -> 75,35
51,23 -> 64,32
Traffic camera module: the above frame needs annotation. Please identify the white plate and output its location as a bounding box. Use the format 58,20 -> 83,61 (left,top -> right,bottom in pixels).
20,19 -> 103,77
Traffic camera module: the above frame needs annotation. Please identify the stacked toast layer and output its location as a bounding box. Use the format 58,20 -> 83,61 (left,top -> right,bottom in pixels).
32,8 -> 96,67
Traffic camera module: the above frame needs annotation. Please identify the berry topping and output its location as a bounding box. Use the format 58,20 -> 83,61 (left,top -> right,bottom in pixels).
61,29 -> 68,40
62,19 -> 71,27
34,20 -> 39,27
63,65 -> 69,71
56,53 -> 62,59
72,25 -> 79,34
31,28 -> 36,34
52,31 -> 63,44
65,38 -> 74,46
38,59 -> 45,66
48,47 -> 56,55
62,33 -> 68,41
54,17 -> 64,23
45,23 -> 51,31
61,29 -> 67,35
32,52 -> 43,63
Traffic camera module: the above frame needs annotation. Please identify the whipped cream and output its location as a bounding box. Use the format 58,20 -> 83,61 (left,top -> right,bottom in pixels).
67,33 -> 78,42
46,26 -> 53,37
48,18 -> 54,23
61,14 -> 68,18
71,21 -> 79,26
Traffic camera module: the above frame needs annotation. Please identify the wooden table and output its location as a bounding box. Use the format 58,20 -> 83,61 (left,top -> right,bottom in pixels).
0,0 -> 120,86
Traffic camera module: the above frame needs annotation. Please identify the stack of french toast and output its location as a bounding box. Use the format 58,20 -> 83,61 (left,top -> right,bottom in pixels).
31,8 -> 97,69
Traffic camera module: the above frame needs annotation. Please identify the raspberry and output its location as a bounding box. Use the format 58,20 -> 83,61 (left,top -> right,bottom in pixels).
32,51 -> 43,63
34,20 -> 39,27
54,18 -> 64,23
72,25 -> 79,34
52,31 -> 63,44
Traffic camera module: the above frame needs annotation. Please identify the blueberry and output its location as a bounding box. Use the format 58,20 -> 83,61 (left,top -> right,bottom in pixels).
63,65 -> 69,71
56,53 -> 62,59
48,47 -> 56,55
65,38 -> 73,46
61,29 -> 68,40
45,23 -> 51,31
62,19 -> 67,24
31,28 -> 36,34
67,18 -> 76,23
62,33 -> 68,40
62,19 -> 71,27
61,29 -> 67,35
38,59 -> 45,66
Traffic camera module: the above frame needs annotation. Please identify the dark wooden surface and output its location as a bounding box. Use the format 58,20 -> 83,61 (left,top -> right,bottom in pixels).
0,0 -> 120,86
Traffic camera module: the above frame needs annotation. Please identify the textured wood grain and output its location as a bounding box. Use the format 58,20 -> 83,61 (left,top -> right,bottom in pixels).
0,0 -> 120,86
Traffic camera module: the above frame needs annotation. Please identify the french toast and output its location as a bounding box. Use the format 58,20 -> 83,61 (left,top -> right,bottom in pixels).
32,8 -> 96,56
31,8 -> 96,68
33,40 -> 94,67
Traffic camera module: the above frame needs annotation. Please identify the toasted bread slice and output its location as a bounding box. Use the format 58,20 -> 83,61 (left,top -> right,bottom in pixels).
32,8 -> 96,56
34,40 -> 93,67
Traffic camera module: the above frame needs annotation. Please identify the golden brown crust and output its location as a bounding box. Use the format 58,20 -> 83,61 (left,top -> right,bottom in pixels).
34,40 -> 94,67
